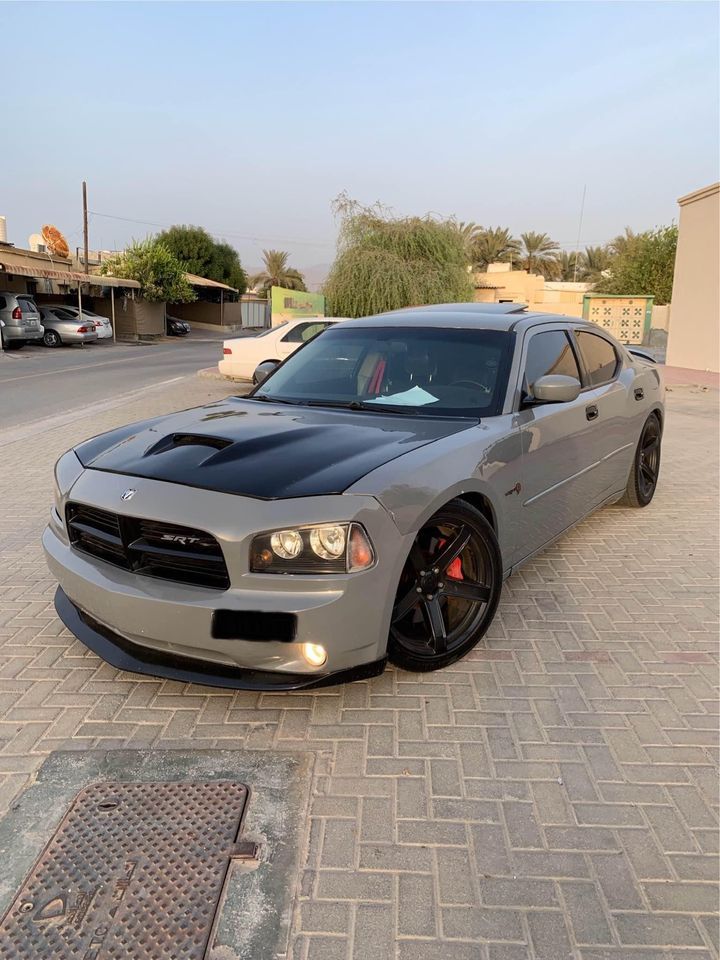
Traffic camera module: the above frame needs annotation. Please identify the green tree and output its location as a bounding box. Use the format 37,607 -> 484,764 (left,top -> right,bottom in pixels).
471,227 -> 521,270
209,241 -> 248,293
579,245 -> 612,283
595,225 -> 677,304
249,250 -> 306,296
324,195 -> 474,317
450,220 -> 482,262
100,239 -> 196,303
519,232 -> 560,278
557,251 -> 581,281
156,224 -> 247,293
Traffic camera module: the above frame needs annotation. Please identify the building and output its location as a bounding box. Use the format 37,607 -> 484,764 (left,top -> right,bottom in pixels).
472,262 -> 591,317
666,183 -> 720,373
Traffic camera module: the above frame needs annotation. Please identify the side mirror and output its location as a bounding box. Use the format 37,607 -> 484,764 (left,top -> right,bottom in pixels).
253,360 -> 280,385
531,374 -> 581,404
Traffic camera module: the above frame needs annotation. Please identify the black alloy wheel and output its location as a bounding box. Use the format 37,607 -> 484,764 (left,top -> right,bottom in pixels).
621,413 -> 662,507
388,499 -> 503,672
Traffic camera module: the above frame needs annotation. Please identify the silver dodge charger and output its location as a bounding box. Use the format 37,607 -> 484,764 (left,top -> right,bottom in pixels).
44,305 -> 664,689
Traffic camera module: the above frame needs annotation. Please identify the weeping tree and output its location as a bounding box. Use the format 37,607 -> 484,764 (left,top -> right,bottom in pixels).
324,194 -> 474,317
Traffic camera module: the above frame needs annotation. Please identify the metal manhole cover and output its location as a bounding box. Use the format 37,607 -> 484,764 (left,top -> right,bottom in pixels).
0,780 -> 249,959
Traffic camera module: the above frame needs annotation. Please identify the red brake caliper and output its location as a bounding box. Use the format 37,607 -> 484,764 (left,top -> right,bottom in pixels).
437,538 -> 464,580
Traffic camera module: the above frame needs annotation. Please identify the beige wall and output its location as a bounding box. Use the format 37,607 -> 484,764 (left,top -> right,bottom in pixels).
473,264 -> 590,317
666,183 -> 720,372
112,298 -> 165,340
651,304 -> 671,332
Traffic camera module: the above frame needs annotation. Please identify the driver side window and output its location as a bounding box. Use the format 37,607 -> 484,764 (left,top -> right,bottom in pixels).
524,331 -> 580,393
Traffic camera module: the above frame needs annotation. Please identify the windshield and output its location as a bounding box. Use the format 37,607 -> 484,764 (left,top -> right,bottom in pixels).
254,325 -> 513,417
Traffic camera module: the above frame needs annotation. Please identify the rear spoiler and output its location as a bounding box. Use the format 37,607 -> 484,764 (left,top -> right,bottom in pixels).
627,347 -> 656,363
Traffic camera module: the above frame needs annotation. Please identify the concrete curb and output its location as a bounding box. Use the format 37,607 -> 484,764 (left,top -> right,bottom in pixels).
198,366 -> 249,384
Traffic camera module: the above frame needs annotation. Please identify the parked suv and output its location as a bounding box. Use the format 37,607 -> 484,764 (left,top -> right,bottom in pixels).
0,292 -> 43,349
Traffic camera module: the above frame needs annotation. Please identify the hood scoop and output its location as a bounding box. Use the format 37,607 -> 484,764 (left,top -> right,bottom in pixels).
146,434 -> 232,458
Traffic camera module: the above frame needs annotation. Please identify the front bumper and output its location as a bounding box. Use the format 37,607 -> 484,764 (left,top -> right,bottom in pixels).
55,587 -> 386,690
44,469 -> 412,689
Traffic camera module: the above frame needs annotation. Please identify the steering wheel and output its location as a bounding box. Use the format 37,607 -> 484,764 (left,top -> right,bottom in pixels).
451,379 -> 491,394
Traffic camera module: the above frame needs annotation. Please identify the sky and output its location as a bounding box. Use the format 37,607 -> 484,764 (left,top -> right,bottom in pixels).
2,1 -> 718,278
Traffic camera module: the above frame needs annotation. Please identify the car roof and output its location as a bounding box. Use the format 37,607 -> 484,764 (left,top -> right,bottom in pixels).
393,302 -> 529,315
338,306 -> 540,332
336,305 -> 613,337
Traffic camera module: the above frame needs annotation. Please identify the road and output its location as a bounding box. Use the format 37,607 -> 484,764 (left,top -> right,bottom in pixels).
0,336 -> 234,430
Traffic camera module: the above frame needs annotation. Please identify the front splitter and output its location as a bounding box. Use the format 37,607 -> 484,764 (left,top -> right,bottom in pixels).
54,587 -> 387,691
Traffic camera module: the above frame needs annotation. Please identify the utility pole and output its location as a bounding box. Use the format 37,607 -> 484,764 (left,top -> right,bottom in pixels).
82,180 -> 89,274
573,184 -> 587,283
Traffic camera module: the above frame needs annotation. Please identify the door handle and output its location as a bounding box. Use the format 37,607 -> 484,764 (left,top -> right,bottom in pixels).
634,387 -> 644,400
586,404 -> 599,421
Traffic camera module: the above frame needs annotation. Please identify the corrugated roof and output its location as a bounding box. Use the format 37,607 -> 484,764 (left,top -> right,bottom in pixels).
0,258 -> 140,289
184,272 -> 237,292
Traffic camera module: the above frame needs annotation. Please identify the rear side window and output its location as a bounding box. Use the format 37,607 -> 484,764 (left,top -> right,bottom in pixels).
524,330 -> 580,391
575,332 -> 619,386
282,322 -> 312,343
0,297 -> 5,309
18,298 -> 37,314
300,321 -> 332,342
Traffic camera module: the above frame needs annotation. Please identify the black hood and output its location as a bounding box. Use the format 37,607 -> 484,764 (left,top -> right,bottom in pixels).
74,398 -> 473,499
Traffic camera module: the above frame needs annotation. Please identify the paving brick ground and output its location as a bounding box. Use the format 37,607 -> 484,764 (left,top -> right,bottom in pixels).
0,377 -> 717,959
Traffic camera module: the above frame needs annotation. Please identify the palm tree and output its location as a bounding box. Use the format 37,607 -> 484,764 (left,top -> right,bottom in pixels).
451,221 -> 482,263
557,251 -> 581,282
519,232 -> 560,278
579,245 -> 612,283
471,227 -> 521,270
608,227 -> 639,258
249,250 -> 306,295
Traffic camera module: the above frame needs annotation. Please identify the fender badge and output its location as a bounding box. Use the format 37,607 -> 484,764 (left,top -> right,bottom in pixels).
121,489 -> 137,502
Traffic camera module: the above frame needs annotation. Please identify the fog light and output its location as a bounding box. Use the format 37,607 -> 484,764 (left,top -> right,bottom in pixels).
301,643 -> 327,668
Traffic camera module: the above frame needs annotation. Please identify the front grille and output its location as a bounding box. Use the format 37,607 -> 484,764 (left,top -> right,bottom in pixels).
66,503 -> 230,590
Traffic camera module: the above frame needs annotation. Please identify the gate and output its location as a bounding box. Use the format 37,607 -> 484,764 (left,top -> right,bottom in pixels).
582,294 -> 653,345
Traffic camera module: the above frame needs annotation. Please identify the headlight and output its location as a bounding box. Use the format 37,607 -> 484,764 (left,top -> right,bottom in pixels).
250,523 -> 375,574
53,450 -> 83,518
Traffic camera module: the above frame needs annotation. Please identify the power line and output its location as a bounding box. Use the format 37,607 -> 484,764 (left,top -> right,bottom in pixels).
88,211 -> 334,248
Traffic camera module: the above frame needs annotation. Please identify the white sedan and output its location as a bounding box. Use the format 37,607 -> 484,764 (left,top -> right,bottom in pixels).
43,304 -> 113,339
219,317 -> 347,381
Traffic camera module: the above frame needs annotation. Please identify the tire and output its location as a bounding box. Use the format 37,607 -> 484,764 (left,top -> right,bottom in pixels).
388,499 -> 503,672
620,413 -> 662,507
43,329 -> 62,348
1,333 -> 24,350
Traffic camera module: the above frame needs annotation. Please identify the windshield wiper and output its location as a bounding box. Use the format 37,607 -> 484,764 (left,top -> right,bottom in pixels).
305,399 -> 419,416
246,395 -> 302,406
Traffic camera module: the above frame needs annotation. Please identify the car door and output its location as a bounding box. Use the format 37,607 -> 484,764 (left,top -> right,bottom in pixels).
572,329 -> 635,498
277,321 -> 311,358
513,325 -> 599,561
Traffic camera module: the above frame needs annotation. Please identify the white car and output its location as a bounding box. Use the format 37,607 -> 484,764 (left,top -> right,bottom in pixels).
43,304 -> 113,339
219,317 -> 348,381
